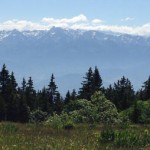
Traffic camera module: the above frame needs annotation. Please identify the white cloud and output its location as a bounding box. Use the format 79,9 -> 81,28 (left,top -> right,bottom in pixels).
0,20 -> 47,31
92,19 -> 103,25
0,15 -> 150,36
121,17 -> 134,22
42,14 -> 87,24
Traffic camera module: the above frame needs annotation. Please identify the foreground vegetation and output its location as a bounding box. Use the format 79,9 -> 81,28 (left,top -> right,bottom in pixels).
0,64 -> 150,149
0,122 -> 149,150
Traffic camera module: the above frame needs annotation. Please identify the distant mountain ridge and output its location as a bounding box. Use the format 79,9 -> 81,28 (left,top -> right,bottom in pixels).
0,27 -> 150,94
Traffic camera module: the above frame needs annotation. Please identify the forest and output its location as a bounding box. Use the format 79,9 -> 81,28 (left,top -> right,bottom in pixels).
0,64 -> 149,124
0,64 -> 150,149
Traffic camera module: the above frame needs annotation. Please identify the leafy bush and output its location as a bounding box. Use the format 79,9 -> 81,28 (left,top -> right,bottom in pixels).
45,113 -> 63,129
100,128 -> 115,143
119,112 -> 131,129
130,100 -> 150,124
64,91 -> 120,124
46,92 -> 120,129
91,91 -> 120,124
98,128 -> 150,149
63,121 -> 75,130
30,109 -> 47,123
120,100 -> 150,124
115,130 -> 140,148
45,112 -> 75,129
68,100 -> 96,123
115,129 -> 150,148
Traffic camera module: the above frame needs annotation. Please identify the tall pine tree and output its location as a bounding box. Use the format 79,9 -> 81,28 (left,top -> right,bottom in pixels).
0,64 -> 10,120
47,74 -> 58,114
93,66 -> 102,91
112,76 -> 135,110
26,77 -> 36,111
141,76 -> 150,100
64,90 -> 71,105
78,67 -> 102,100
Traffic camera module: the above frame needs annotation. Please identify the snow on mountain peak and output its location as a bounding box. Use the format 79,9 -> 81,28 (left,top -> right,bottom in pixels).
0,31 -> 11,41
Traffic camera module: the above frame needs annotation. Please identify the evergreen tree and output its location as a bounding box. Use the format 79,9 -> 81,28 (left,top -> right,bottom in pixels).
0,64 -> 10,120
18,97 -> 30,122
131,100 -> 141,123
0,96 -> 5,121
37,87 -> 51,113
0,64 -> 10,97
19,78 -> 27,106
64,90 -> 71,105
141,76 -> 150,100
47,74 -> 58,114
78,67 -> 102,100
10,72 -> 18,90
6,72 -> 19,121
93,66 -> 102,91
71,89 -> 77,101
112,76 -> 135,110
21,78 -> 26,93
48,74 -> 58,95
26,77 -> 36,110
54,92 -> 63,115
18,78 -> 30,122
135,89 -> 144,100
78,67 -> 94,100
105,84 -> 114,101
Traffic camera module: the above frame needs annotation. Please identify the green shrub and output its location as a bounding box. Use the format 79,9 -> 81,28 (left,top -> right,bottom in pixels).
119,112 -> 131,129
68,99 -> 96,123
91,91 -> 120,124
100,128 -> 115,143
45,112 -> 75,129
30,109 -> 47,123
98,128 -> 150,149
130,100 -> 150,124
45,113 -> 63,129
64,91 -> 120,124
115,130 -> 140,148
63,121 -> 75,130
115,129 -> 150,148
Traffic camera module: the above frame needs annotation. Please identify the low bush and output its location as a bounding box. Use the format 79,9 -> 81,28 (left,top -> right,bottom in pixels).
45,113 -> 63,129
115,130 -> 140,148
100,128 -> 115,143
30,109 -> 48,123
63,121 -> 75,130
119,112 -> 131,129
99,128 -> 150,149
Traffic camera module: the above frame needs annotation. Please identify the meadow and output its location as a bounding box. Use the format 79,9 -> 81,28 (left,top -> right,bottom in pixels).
0,122 -> 149,150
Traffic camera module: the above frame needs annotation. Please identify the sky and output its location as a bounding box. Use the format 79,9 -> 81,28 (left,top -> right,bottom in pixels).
0,0 -> 150,35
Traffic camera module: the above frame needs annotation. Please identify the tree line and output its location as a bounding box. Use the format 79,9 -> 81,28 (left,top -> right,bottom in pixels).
0,64 -> 150,123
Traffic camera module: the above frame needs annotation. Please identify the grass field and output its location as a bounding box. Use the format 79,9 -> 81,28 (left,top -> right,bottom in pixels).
0,122 -> 149,150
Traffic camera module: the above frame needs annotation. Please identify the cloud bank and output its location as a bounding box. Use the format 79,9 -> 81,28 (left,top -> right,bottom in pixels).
0,14 -> 150,36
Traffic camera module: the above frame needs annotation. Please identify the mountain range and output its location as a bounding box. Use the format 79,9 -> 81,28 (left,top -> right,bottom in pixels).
0,27 -> 150,94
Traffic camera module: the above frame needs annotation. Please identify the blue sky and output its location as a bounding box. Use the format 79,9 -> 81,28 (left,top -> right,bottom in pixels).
0,0 -> 150,35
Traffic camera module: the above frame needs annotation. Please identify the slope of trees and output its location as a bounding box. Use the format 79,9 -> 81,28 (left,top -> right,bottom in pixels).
0,64 -> 149,124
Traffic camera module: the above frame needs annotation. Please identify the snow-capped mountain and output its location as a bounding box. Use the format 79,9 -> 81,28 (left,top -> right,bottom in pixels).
0,27 -> 150,94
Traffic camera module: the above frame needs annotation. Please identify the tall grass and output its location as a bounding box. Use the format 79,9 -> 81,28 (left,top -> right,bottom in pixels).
0,122 -> 149,150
